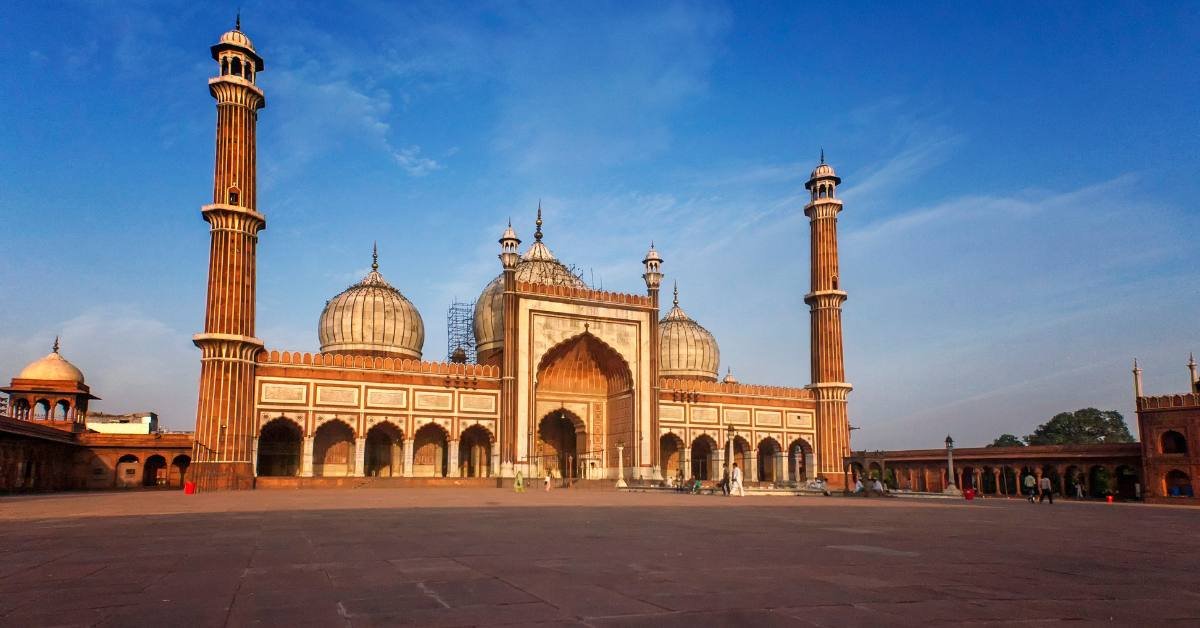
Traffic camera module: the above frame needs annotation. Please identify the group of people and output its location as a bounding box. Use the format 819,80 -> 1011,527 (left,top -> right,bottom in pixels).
851,477 -> 888,496
668,463 -> 748,496
1023,473 -> 1055,503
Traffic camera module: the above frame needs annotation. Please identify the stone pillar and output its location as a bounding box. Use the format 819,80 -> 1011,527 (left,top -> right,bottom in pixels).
681,448 -> 691,480
301,436 -> 314,477
353,437 -> 366,477
402,438 -> 414,477
775,452 -> 787,484
390,441 -> 401,477
993,468 -> 1002,495
447,440 -> 460,478
713,448 -> 725,482
747,449 -> 758,482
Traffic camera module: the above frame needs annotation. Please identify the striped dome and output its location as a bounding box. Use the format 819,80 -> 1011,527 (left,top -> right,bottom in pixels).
319,251 -> 424,359
659,285 -> 720,381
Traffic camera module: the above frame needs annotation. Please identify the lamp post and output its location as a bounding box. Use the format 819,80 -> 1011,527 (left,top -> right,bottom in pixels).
616,441 -> 627,488
944,434 -> 961,494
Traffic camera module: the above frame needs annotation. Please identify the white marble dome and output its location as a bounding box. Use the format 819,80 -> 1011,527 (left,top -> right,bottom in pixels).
659,285 -> 720,381
319,252 -> 424,359
17,341 -> 85,384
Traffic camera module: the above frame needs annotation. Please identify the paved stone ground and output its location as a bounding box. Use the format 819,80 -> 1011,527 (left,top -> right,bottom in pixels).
0,490 -> 1197,627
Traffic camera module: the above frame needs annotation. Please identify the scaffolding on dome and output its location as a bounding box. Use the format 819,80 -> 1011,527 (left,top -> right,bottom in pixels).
446,300 -> 477,364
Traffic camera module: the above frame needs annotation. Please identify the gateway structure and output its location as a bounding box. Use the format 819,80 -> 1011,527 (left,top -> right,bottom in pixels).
189,23 -> 853,490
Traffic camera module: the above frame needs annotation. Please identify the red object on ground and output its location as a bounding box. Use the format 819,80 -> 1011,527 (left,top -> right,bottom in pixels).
964,488 -> 975,500
184,481 -> 196,495
1106,495 -> 1113,503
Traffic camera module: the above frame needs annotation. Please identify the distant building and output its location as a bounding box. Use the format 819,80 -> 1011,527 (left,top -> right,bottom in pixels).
0,342 -> 191,491
1133,356 -> 1199,501
86,412 -> 159,435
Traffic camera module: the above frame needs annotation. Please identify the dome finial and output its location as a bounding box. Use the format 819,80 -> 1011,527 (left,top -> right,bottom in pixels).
820,147 -> 825,164
535,200 -> 543,242
672,281 -> 679,307
371,241 -> 379,272
235,9 -> 241,31
52,336 -> 60,353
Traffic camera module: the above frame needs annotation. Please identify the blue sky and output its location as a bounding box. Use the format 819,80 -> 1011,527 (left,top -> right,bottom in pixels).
1,1 -> 1197,448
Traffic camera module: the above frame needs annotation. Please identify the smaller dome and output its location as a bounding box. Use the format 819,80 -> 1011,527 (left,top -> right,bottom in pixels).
810,162 -> 836,179
318,248 -> 424,359
219,28 -> 255,51
18,339 -> 85,384
722,368 -> 738,384
659,284 -> 720,381
643,243 -> 662,263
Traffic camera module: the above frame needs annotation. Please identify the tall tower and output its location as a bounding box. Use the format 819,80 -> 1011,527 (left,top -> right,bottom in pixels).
191,19 -> 267,491
804,153 -> 852,483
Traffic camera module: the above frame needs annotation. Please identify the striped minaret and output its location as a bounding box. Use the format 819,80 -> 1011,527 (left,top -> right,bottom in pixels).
192,18 -> 267,490
804,152 -> 853,484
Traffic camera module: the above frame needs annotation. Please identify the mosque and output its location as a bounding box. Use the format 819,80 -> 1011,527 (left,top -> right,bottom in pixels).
167,21 -> 849,490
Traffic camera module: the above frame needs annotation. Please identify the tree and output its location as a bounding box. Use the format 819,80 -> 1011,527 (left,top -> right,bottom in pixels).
1024,408 -> 1134,446
988,434 -> 1025,448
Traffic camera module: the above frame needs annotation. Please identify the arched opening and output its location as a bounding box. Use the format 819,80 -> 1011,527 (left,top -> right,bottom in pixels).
535,333 -> 633,476
659,433 -> 684,482
787,438 -> 812,483
231,57 -> 242,76
412,423 -> 448,478
690,435 -> 716,480
459,425 -> 493,478
221,57 -> 229,75
313,420 -> 355,477
227,186 -> 240,205
1088,466 -> 1111,498
980,466 -> 996,494
1165,469 -> 1193,497
1064,465 -> 1083,498
1114,465 -> 1139,500
757,437 -> 782,484
1161,430 -> 1188,454
143,455 -> 167,487
170,455 -> 191,488
1000,466 -> 1018,495
33,399 -> 50,419
916,467 -> 928,492
256,418 -> 302,477
537,410 -> 580,480
115,454 -> 139,488
52,400 -> 70,420
869,462 -> 884,481
13,398 -> 30,419
732,436 -> 752,481
365,422 -> 404,477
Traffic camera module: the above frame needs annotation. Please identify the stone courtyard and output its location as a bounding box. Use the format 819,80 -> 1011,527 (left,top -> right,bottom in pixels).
1,490 -> 1197,627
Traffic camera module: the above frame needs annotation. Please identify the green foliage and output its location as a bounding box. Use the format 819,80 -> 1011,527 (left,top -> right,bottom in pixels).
1024,408 -> 1134,445
988,434 -> 1025,448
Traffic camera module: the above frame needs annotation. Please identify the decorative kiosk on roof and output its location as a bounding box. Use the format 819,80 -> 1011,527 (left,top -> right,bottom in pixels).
2,338 -> 98,432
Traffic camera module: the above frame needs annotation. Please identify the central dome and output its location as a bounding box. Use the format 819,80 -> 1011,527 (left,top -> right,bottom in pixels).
474,211 -> 585,363
319,248 -> 424,359
17,339 -> 86,384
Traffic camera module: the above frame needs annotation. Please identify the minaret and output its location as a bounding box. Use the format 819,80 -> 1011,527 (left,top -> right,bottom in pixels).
1188,353 -> 1198,393
498,218 -> 521,477
642,243 -> 664,474
1132,358 -> 1143,399
191,19 -> 267,491
804,152 -> 853,484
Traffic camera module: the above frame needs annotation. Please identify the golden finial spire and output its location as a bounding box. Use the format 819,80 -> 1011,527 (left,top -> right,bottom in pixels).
371,242 -> 378,272
672,281 -> 679,307
820,148 -> 825,164
52,336 -> 60,353
235,9 -> 241,31
535,200 -> 543,242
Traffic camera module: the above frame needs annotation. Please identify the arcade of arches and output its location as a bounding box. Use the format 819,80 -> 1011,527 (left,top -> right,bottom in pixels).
254,416 -> 495,479
659,432 -> 814,484
533,333 -> 633,478
847,443 -> 1146,500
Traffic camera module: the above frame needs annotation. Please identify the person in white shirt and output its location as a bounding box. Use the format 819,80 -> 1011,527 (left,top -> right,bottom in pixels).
1038,475 -> 1053,504
730,463 -> 745,496
871,478 -> 885,495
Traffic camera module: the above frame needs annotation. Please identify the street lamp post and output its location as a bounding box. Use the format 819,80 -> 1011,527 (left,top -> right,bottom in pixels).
616,441 -> 627,488
944,435 -> 961,494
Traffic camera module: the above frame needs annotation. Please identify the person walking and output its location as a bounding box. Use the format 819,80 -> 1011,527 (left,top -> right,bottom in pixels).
731,462 -> 745,496
1023,473 -> 1037,503
544,470 -> 552,492
514,470 -> 525,493
1038,475 -> 1053,504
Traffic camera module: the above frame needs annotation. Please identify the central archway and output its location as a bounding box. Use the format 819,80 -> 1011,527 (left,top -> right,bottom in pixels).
534,332 -> 634,478
537,409 -> 581,480
314,420 -> 355,477
365,422 -> 403,477
257,418 -> 302,477
413,423 -> 449,477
